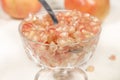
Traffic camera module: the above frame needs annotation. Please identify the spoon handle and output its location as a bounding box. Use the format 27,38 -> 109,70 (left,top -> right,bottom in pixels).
39,0 -> 58,24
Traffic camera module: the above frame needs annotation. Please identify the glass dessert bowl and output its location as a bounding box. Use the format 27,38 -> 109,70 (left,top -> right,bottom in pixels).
19,10 -> 101,80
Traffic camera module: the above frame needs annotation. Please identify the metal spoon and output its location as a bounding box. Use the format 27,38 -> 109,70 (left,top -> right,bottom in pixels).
38,0 -> 58,24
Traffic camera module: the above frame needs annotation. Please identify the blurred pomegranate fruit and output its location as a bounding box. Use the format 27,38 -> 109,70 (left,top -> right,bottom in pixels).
1,0 -> 42,19
64,0 -> 110,20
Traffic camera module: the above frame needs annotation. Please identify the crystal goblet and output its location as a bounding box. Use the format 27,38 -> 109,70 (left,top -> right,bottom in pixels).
19,10 -> 101,80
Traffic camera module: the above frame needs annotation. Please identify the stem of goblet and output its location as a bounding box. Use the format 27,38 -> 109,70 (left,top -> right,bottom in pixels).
34,67 -> 88,80
53,68 -> 73,80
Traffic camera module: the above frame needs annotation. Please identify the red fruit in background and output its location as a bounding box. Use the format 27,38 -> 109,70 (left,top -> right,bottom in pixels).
64,0 -> 110,20
1,0 -> 42,19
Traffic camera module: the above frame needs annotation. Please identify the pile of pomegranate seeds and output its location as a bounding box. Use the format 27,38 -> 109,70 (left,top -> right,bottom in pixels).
21,10 -> 101,67
21,10 -> 101,45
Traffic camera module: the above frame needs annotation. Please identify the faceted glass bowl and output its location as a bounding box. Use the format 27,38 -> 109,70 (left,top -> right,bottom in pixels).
19,10 -> 101,80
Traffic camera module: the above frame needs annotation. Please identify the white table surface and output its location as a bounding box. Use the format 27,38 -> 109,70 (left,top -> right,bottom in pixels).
0,0 -> 120,80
